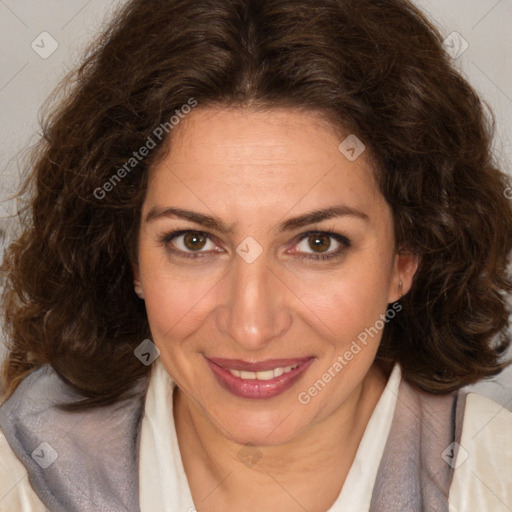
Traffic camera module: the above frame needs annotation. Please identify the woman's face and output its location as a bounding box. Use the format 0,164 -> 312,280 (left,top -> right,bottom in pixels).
134,107 -> 416,446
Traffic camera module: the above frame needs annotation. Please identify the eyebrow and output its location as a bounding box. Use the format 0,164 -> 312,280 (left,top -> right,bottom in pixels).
144,205 -> 369,233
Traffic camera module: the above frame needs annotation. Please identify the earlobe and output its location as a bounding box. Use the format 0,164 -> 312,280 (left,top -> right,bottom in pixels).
134,280 -> 145,299
132,263 -> 145,299
390,249 -> 419,303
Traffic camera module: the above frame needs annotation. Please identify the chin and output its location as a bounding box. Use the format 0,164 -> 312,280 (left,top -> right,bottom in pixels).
209,398 -> 313,447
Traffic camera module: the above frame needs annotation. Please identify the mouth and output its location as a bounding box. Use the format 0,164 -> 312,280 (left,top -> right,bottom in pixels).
205,356 -> 315,399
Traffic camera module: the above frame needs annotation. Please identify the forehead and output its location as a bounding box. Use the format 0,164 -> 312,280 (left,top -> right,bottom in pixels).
145,107 -> 385,222
170,107 -> 341,162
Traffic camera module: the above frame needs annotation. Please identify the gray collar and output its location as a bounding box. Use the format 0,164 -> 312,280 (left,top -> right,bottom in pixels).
0,365 -> 146,512
0,365 -> 464,511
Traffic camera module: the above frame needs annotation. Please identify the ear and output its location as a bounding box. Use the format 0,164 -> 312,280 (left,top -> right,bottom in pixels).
132,263 -> 145,299
388,248 -> 419,303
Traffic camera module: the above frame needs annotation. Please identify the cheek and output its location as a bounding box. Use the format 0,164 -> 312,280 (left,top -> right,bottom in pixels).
140,266 -> 220,389
292,255 -> 393,342
137,241 -> 221,341
142,271 -> 217,341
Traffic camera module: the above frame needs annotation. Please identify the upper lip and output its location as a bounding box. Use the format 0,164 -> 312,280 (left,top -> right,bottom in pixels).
206,356 -> 313,372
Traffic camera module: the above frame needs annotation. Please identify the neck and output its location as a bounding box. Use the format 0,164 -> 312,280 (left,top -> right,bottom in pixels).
174,364 -> 388,511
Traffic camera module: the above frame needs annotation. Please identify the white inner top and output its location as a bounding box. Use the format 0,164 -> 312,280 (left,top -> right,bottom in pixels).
139,359 -> 402,512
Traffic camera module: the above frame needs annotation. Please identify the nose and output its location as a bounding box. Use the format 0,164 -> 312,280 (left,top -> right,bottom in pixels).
215,255 -> 292,352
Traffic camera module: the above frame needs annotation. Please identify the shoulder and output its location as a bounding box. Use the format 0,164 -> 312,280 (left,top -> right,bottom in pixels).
449,392 -> 512,512
0,428 -> 48,512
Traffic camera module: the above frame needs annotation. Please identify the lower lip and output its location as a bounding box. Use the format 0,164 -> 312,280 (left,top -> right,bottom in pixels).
206,357 -> 315,399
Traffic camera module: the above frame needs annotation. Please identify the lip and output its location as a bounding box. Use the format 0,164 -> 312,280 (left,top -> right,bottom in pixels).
205,356 -> 315,400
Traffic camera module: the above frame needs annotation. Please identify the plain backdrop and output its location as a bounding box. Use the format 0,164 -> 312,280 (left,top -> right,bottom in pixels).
0,0 -> 511,403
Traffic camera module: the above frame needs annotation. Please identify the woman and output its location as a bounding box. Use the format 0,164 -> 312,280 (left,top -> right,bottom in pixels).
1,0 -> 511,510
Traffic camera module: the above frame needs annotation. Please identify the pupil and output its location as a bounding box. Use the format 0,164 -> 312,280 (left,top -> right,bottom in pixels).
309,234 -> 330,252
184,232 -> 206,251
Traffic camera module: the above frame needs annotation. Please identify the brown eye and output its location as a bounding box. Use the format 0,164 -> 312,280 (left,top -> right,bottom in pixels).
183,232 -> 208,251
163,230 -> 217,255
307,233 -> 331,252
293,231 -> 350,261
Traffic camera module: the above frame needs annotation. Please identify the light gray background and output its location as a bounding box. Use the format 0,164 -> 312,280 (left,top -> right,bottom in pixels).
0,0 -> 511,403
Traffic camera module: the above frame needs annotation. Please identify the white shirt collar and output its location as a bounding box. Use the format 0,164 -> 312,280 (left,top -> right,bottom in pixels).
139,359 -> 401,512
328,363 -> 401,511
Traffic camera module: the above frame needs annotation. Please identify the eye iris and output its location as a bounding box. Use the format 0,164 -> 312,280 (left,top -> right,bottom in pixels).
184,232 -> 207,251
308,234 -> 330,252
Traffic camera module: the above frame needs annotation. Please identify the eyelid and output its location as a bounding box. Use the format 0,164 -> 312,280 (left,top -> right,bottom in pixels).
160,229 -> 223,258
160,228 -> 351,260
289,231 -> 351,260
294,230 -> 351,248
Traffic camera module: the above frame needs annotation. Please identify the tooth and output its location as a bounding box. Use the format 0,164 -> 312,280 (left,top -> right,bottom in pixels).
255,370 -> 275,381
228,363 -> 303,380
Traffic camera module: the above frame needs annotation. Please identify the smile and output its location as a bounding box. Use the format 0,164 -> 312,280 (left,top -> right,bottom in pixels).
205,356 -> 315,399
228,363 -> 300,381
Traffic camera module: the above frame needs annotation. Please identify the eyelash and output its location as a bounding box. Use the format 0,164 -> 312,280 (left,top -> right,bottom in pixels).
293,231 -> 351,261
159,229 -> 351,261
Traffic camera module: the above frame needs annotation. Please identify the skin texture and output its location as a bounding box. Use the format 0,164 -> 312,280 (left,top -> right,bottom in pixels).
133,107 -> 418,511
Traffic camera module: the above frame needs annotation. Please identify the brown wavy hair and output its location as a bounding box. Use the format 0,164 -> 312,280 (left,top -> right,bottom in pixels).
2,0 -> 512,409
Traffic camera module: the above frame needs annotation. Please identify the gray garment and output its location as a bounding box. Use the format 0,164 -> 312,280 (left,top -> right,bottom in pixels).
0,365 -> 465,512
0,366 -> 146,512
370,377 -> 465,511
